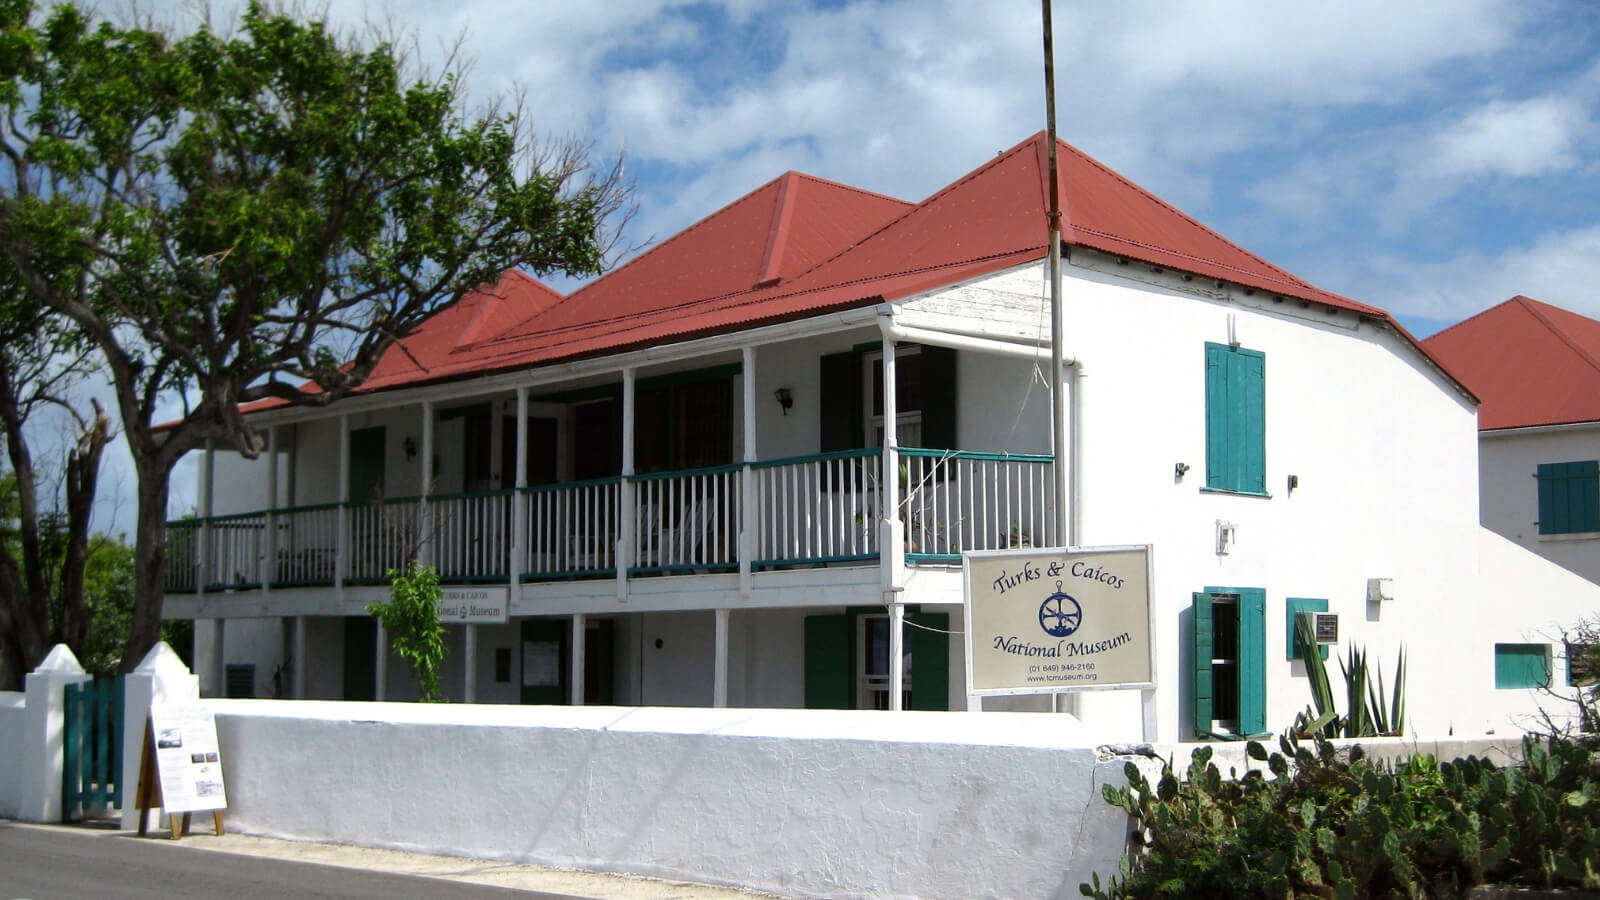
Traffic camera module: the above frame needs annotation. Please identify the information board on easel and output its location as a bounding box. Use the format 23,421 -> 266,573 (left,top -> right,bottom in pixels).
135,703 -> 226,839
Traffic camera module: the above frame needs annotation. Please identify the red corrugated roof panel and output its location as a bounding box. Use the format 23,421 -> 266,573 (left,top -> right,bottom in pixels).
235,131 -> 1459,414
1424,296 -> 1600,430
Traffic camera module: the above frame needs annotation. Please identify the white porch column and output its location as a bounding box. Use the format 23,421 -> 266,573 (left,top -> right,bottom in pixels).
19,645 -> 90,823
618,368 -> 637,601
888,601 -> 905,713
463,624 -> 477,703
292,616 -> 307,699
199,439 -> 218,689
570,613 -> 586,706
739,347 -> 756,598
336,415 -> 350,600
713,607 -> 730,707
510,386 -> 528,591
880,329 -> 906,712
419,400 -> 435,566
374,624 -> 387,701
264,425 -> 277,594
212,619 -> 226,699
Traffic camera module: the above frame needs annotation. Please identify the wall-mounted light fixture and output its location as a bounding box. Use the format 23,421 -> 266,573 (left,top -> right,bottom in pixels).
774,387 -> 793,416
1174,462 -> 1190,482
1287,474 -> 1299,495
1216,520 -> 1237,556
403,436 -> 417,462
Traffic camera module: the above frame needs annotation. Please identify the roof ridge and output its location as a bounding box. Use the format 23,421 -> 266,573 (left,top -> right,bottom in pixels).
756,172 -> 799,285
1517,295 -> 1600,378
1055,135 -> 1316,291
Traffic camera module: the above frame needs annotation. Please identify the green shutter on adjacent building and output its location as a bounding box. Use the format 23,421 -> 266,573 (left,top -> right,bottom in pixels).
1495,643 -> 1550,689
804,614 -> 852,709
908,611 -> 949,711
1537,460 -> 1600,534
1191,592 -> 1213,737
1204,343 -> 1266,494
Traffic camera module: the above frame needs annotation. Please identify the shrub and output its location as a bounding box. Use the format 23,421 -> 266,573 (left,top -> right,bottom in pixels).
1083,732 -> 1600,898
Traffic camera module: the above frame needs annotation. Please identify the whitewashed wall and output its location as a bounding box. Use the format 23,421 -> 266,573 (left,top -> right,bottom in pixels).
913,257 -> 1600,742
210,700 -> 1131,900
1480,424 -> 1600,585
0,691 -> 23,818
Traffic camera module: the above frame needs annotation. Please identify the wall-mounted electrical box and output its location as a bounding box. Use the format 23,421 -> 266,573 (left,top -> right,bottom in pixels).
1367,577 -> 1395,603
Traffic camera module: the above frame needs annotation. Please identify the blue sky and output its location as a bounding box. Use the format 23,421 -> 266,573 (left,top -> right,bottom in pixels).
124,0 -> 1600,526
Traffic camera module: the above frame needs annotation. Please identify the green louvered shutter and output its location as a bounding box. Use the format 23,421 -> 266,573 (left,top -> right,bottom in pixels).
1204,346 -> 1229,489
909,611 -> 949,710
1237,588 -> 1268,735
804,614 -> 851,709
1537,461 -> 1600,534
1192,592 -> 1213,737
1204,344 -> 1266,493
1234,352 -> 1266,494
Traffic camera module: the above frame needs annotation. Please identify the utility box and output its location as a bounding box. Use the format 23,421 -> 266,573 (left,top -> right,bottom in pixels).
1367,577 -> 1395,603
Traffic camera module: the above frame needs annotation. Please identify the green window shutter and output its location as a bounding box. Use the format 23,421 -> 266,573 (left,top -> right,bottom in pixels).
1203,343 -> 1266,493
1285,597 -> 1329,660
919,346 -> 957,451
819,352 -> 863,452
908,611 -> 949,710
225,664 -> 255,699
1204,345 -> 1229,489
1191,592 -> 1213,737
1234,351 -> 1266,494
804,614 -> 852,709
1237,588 -> 1267,735
1495,643 -> 1550,689
1537,460 -> 1599,534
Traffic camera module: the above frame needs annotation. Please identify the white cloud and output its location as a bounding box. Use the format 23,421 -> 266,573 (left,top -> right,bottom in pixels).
1359,224 -> 1600,322
1432,96 -> 1588,179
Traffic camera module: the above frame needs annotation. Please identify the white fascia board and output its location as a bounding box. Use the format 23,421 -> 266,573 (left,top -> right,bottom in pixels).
243,303 -> 891,428
1481,421 -> 1600,439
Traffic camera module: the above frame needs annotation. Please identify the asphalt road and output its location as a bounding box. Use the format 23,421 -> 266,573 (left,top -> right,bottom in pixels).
0,821 -> 586,900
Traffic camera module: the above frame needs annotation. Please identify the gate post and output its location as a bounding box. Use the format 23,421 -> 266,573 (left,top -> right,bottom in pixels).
119,642 -> 200,832
19,645 -> 90,822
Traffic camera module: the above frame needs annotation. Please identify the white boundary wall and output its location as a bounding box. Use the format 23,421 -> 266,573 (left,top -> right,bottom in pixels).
0,691 -> 23,818
209,700 -> 1135,900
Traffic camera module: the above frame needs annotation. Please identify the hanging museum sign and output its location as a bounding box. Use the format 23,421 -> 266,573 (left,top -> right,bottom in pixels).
439,586 -> 508,624
963,545 -> 1155,696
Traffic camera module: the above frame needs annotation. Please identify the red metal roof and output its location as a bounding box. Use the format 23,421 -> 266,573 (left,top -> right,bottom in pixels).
240,131 -> 1461,409
1423,296 -> 1600,430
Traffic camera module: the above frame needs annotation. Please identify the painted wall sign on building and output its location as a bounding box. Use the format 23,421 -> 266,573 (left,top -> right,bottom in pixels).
963,545 -> 1155,696
439,587 -> 508,624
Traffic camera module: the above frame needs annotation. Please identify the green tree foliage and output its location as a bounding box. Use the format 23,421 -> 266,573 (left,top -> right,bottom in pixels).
366,560 -> 446,702
1086,732 -> 1600,898
0,1 -> 630,669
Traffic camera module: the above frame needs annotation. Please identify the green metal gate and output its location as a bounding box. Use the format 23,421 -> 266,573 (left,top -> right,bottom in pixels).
62,676 -> 123,821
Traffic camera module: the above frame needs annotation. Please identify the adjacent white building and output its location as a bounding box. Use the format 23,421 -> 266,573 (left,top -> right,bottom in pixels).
167,134 -> 1600,741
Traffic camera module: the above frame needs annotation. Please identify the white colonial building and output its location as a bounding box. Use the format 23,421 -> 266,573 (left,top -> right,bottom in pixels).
168,134 -> 1600,741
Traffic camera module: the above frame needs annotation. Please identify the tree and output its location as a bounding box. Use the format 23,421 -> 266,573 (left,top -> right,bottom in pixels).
366,560 -> 446,702
0,260 -> 110,688
0,1 -> 630,669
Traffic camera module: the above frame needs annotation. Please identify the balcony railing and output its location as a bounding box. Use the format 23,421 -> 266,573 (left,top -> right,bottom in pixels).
162,447 -> 1054,592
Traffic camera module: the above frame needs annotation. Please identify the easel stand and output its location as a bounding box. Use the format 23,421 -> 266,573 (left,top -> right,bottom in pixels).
135,716 -> 224,840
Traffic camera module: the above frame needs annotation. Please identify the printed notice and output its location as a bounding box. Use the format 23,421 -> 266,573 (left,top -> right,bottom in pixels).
148,704 -> 227,813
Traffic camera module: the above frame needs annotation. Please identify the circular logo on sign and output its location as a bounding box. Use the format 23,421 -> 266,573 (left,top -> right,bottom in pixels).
1039,585 -> 1082,637
459,604 -> 469,620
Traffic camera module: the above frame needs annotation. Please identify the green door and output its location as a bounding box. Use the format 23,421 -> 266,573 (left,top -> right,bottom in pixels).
349,426 -> 386,505
343,616 -> 376,701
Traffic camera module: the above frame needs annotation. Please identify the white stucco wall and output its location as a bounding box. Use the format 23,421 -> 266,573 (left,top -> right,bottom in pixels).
0,691 -> 24,818
1480,424 -> 1600,585
209,701 -> 1132,900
